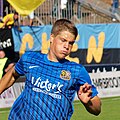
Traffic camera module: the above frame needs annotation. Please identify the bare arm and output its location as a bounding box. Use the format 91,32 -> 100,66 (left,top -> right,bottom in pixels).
0,66 -> 19,95
77,83 -> 101,115
5,63 -> 15,73
82,96 -> 101,115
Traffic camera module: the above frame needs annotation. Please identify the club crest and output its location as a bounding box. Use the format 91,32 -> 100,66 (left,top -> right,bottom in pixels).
60,70 -> 71,80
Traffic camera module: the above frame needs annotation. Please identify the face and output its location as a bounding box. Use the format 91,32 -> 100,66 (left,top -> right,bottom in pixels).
0,50 -> 5,58
49,31 -> 75,62
14,14 -> 18,20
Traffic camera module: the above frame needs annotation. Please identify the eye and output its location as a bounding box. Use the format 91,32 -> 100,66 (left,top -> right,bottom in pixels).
69,41 -> 75,45
61,38 -> 66,42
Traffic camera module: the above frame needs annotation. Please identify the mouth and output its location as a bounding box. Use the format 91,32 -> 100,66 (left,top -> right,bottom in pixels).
62,51 -> 69,56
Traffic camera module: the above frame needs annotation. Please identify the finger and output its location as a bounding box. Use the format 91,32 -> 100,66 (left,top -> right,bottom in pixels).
78,84 -> 89,94
78,85 -> 83,95
83,85 -> 92,93
87,89 -> 92,97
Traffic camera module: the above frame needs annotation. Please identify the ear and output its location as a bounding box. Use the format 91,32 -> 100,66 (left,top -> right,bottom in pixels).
50,34 -> 54,43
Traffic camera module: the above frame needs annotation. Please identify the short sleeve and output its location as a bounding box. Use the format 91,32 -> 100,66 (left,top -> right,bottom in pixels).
75,66 -> 98,97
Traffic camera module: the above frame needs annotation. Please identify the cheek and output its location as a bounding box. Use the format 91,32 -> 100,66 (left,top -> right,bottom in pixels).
69,46 -> 73,51
53,40 -> 62,49
54,44 -> 61,52
0,54 -> 5,58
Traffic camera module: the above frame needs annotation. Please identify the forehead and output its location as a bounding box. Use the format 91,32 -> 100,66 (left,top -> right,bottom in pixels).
58,31 -> 75,41
0,50 -> 4,53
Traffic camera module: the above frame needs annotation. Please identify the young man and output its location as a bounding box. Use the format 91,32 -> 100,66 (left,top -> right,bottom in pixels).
0,19 -> 101,120
0,11 -> 22,31
0,12 -> 19,28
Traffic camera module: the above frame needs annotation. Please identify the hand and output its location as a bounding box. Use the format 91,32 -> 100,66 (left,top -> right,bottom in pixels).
5,63 -> 15,73
2,23 -> 6,28
77,83 -> 92,104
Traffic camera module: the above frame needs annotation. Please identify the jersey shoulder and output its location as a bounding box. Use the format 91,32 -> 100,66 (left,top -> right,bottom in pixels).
65,60 -> 84,70
21,51 -> 44,60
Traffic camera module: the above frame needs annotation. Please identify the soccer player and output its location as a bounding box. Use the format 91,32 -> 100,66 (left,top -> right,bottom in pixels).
0,19 -> 101,120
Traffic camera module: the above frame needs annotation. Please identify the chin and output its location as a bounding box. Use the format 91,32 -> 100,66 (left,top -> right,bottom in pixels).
57,53 -> 68,60
57,55 -> 66,60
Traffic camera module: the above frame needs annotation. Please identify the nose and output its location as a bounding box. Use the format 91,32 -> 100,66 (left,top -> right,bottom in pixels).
64,42 -> 69,49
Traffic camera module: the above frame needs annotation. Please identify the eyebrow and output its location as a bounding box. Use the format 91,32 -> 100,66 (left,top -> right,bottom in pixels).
62,38 -> 75,45
69,41 -> 75,45
58,35 -> 75,44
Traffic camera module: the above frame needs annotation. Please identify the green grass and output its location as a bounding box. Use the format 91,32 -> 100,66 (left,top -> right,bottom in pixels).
71,96 -> 120,120
0,96 -> 120,120
0,108 -> 10,120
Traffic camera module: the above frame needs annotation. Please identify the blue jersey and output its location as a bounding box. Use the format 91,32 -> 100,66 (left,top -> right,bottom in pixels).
8,51 -> 98,120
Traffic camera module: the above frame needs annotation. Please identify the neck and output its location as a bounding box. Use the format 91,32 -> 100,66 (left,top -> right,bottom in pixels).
47,51 -> 58,62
